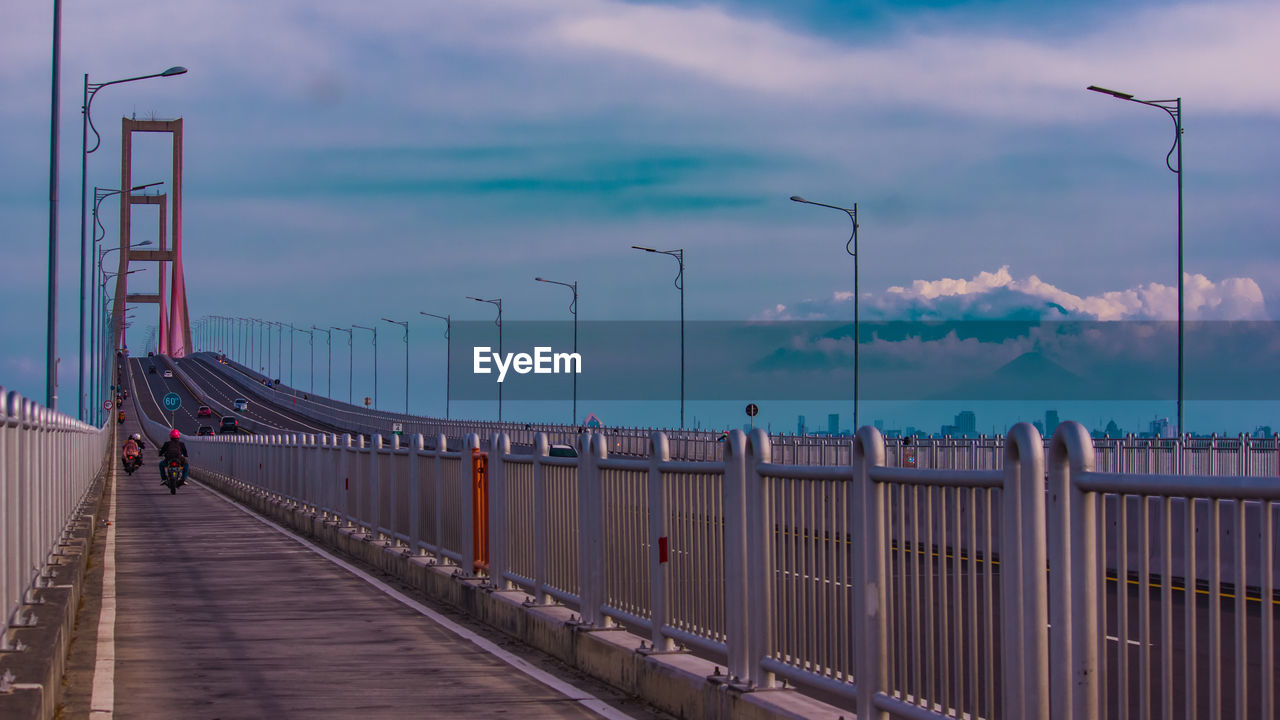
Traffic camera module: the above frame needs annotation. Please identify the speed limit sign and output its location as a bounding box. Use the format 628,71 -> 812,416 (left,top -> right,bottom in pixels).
103,400 -> 113,410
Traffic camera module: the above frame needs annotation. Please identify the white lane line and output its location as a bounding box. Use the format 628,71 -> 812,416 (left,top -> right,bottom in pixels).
89,466 -> 118,717
192,480 -> 634,720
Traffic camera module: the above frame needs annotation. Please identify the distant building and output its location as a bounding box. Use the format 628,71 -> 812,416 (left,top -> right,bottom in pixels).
955,410 -> 976,436
1045,410 -> 1060,436
1149,417 -> 1170,438
797,415 -> 806,435
1255,425 -> 1274,438
1033,420 -> 1046,435
828,413 -> 839,435
1105,419 -> 1122,437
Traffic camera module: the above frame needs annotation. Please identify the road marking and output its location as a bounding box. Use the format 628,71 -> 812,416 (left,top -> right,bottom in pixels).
89,465 -> 118,717
192,480 -> 635,720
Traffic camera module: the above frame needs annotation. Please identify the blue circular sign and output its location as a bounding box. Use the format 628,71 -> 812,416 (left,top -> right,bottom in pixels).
162,392 -> 182,412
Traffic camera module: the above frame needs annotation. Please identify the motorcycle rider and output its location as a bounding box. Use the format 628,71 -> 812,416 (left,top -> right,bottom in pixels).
129,432 -> 147,452
157,428 -> 190,485
122,434 -> 142,470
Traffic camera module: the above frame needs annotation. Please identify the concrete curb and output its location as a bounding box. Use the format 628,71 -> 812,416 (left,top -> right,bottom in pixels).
192,467 -> 845,720
0,474 -> 107,720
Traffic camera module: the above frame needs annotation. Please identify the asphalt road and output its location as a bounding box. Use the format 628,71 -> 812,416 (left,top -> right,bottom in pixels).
58,413 -> 668,719
179,355 -> 344,435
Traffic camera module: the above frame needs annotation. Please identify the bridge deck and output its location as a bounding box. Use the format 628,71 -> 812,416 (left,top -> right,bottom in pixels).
64,420 -> 653,719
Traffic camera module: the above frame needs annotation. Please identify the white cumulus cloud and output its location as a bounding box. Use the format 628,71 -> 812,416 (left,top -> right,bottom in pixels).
756,266 -> 1269,321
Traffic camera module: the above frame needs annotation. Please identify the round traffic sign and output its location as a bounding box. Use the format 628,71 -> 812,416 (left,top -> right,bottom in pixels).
162,392 -> 182,412
103,400 -> 113,410
745,403 -> 759,417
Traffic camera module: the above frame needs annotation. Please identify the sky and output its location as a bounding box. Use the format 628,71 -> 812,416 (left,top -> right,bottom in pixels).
2,0 -> 1278,435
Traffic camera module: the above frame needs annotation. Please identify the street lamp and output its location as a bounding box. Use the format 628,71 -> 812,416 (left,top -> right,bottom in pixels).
535,276 -> 578,425
382,318 -> 409,414
631,246 -> 684,429
314,326 -> 333,398
331,327 -> 353,405
1087,84 -> 1185,436
84,181 -> 161,418
353,324 -> 377,409
74,65 -> 186,415
467,297 -> 503,422
91,227 -> 153,418
293,325 -> 313,393
791,195 -> 860,432
419,312 -> 451,419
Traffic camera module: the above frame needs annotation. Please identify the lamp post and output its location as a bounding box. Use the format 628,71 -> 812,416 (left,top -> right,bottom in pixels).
353,324 -> 377,409
467,297 -> 503,422
47,0 -> 62,409
332,327 -> 353,405
535,276 -> 578,425
631,246 -> 684,429
95,241 -> 149,394
314,326 -> 333,398
90,187 -> 156,417
419,312 -> 451,419
1087,84 -> 1184,436
83,178 -> 160,415
76,65 -> 186,418
292,324 -> 313,392
791,195 -> 860,432
382,318 -> 409,414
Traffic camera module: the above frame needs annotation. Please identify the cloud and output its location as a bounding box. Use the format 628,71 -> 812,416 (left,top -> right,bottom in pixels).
548,1 -> 1280,118
756,266 -> 1269,322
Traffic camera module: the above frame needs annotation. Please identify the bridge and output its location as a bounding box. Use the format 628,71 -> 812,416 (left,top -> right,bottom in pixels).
2,349 -> 1277,720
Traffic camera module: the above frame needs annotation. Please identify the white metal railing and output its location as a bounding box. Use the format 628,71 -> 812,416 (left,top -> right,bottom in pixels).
174,418 -> 1279,719
1,388 -> 111,646
1048,423 -> 1279,720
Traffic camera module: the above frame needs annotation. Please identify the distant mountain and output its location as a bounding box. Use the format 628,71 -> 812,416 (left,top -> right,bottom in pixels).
931,350 -> 1085,400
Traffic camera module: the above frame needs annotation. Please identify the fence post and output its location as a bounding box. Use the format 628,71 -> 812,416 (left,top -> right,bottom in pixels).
434,433 -> 448,561
723,429 -> 749,683
409,433 -> 423,554
1047,421 -> 1099,720
461,433 -> 479,575
1002,422 -> 1049,719
533,433 -> 550,604
576,431 -> 606,626
647,431 -> 673,650
745,428 -> 775,688
489,432 -> 511,589
852,426 -> 886,719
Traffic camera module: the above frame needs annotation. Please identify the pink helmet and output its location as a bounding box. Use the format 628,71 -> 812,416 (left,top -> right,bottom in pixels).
169,429 -> 181,439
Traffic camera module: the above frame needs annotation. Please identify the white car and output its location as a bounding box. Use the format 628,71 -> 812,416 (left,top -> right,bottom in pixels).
162,369 -> 173,378
232,398 -> 248,412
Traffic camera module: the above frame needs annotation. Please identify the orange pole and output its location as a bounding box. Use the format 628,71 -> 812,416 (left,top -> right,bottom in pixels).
472,450 -> 489,571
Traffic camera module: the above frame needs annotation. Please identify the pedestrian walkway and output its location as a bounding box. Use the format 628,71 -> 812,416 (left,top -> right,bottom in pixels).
68,421 -> 660,719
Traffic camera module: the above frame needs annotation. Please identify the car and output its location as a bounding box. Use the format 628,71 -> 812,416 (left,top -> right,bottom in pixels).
196,425 -> 214,436
196,405 -> 212,417
549,444 -> 578,458
232,398 -> 248,412
219,416 -> 239,434
148,365 -> 156,374
163,369 -> 173,378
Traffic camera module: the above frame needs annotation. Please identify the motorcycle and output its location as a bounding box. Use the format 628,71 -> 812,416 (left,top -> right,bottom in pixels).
163,458 -> 186,495
117,410 -> 125,424
122,449 -> 142,475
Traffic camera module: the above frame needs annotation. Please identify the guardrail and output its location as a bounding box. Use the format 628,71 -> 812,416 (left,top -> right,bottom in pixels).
1,388 -> 110,646
178,418 -> 1279,718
